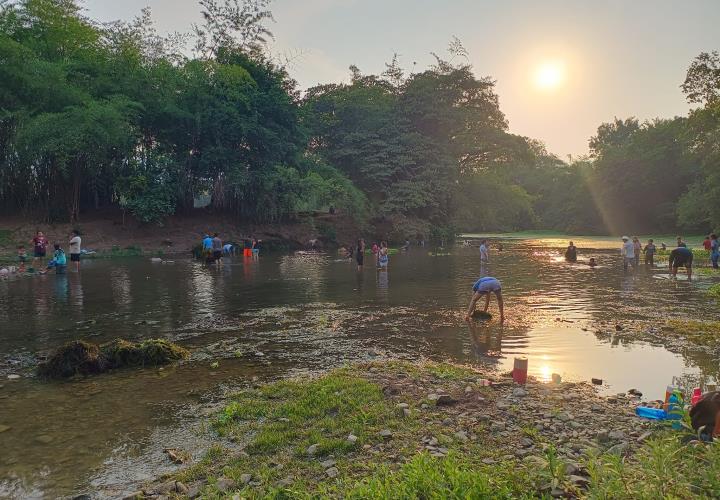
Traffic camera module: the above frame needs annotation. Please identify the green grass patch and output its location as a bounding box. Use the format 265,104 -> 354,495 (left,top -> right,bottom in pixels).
709,284 -> 720,300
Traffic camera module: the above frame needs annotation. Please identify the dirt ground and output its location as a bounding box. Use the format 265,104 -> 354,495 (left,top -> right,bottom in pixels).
0,209 -> 361,257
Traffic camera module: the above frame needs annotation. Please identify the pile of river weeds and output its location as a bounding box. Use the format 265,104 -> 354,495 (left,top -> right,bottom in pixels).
38,339 -> 189,379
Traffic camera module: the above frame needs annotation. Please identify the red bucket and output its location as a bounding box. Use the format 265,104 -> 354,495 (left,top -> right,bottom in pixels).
512,357 -> 528,384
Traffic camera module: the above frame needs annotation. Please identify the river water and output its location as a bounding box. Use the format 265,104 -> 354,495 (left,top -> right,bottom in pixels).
1,237 -> 719,498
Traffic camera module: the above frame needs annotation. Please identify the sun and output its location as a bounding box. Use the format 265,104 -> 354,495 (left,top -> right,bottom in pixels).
534,61 -> 565,90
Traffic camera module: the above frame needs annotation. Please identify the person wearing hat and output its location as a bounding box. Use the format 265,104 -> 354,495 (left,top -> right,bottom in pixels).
621,236 -> 636,272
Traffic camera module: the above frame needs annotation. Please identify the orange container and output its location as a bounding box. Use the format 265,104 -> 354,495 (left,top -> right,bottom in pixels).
512,357 -> 528,384
243,248 -> 252,257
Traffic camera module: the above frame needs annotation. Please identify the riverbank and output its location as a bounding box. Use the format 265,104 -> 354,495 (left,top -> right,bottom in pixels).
0,210 -> 361,264
135,360 -> 718,499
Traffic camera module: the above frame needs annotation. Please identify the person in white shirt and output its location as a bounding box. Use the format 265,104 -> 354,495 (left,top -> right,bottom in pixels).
479,239 -> 489,263
621,236 -> 635,272
69,229 -> 82,271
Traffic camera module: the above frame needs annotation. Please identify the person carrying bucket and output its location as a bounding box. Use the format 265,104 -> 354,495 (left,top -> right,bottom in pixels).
464,276 -> 504,323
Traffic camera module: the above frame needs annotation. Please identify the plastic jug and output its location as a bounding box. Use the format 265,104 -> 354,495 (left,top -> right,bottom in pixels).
691,387 -> 702,406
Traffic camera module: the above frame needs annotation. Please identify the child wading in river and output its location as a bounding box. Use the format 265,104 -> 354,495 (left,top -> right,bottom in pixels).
464,276 -> 505,323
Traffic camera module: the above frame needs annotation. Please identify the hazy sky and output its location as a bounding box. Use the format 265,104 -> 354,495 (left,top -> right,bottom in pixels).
83,0 -> 720,158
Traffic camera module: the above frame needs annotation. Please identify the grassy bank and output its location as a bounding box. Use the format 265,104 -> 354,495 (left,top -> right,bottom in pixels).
145,361 -> 720,499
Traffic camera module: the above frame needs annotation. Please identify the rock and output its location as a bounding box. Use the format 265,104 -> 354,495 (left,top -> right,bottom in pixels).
481,458 -> 496,465
383,385 -> 400,396
490,422 -> 506,432
615,324 -> 624,331
240,474 -> 252,484
557,413 -> 571,422
186,484 -> 202,499
306,444 -> 319,456
164,448 -> 185,464
427,393 -> 439,401
608,430 -> 625,441
379,429 -> 393,439
442,418 -> 453,426
591,404 -> 604,412
216,477 -> 237,492
35,435 -> 53,444
628,389 -> 642,397
550,487 -> 565,497
496,400 -> 510,410
274,477 -> 294,488
515,448 -> 532,457
512,388 -> 528,397
569,475 -> 589,487
402,408 -> 411,418
0,425 -> 10,433
519,437 -> 533,448
325,467 -> 339,478
637,431 -> 653,443
121,492 -> 144,500
347,434 -> 358,444
564,463 -> 580,475
607,442 -> 629,455
591,378 -> 603,385
396,403 -> 409,409
436,394 -> 457,406
175,482 -> 189,494
596,431 -> 610,443
7,374 -> 20,380
427,437 -> 439,446
465,385 -> 473,393
455,430 -> 469,442
320,459 -> 336,469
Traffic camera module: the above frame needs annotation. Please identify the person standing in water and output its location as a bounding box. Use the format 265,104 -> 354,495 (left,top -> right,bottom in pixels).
355,239 -> 365,271
465,276 -> 504,323
632,237 -> 642,267
711,234 -> 719,270
479,239 -> 489,264
565,241 -> 577,262
211,233 -> 223,266
669,245 -> 693,279
643,239 -> 656,266
69,229 -> 82,271
621,236 -> 636,272
31,230 -> 49,268
676,236 -> 687,248
378,241 -> 389,270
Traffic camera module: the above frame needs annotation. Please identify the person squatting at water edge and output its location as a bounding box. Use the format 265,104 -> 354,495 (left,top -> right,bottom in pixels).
465,276 -> 505,323
669,245 -> 693,279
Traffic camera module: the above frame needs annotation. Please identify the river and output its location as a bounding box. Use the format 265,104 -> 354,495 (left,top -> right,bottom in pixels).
1,236 -> 719,497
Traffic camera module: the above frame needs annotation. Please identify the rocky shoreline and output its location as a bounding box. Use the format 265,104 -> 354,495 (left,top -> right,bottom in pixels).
132,360 -> 665,499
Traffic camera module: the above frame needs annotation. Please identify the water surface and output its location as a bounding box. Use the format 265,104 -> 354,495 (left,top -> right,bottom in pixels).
1,238 -> 719,497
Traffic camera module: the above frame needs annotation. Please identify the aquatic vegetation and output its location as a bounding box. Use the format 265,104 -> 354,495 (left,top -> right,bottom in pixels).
101,338 -> 189,368
37,340 -> 108,379
664,319 -> 720,347
38,338 -> 189,379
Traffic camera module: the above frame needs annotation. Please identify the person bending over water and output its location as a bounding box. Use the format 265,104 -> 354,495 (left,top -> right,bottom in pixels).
465,276 -> 504,323
669,245 -> 693,279
565,241 -> 577,262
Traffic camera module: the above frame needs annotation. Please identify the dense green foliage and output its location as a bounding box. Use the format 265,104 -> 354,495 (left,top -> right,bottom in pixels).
1,0 -> 718,238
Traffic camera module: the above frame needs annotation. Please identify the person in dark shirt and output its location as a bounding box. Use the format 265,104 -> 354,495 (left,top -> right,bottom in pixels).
669,246 -> 693,279
564,241 -> 577,262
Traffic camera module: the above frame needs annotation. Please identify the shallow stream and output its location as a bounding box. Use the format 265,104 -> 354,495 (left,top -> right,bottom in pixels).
1,237 -> 719,497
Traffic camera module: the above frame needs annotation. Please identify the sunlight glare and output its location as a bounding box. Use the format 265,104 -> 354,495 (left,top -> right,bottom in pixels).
534,62 -> 565,90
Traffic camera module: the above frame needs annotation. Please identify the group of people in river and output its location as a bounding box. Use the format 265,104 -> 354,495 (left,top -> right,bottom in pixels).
561,234 -> 720,279
200,233 -> 261,266
2,230 -> 83,276
343,239 -> 391,271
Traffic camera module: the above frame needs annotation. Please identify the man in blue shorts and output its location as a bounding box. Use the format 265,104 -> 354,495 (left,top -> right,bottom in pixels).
465,276 -> 504,323
669,245 -> 693,279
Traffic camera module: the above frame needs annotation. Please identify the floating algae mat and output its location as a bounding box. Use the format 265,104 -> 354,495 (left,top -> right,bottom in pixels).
38,339 -> 189,379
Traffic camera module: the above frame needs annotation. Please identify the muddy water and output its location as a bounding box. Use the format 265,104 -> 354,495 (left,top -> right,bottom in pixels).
1,238 -> 719,498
